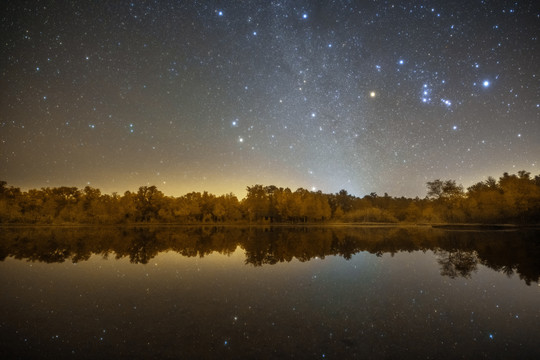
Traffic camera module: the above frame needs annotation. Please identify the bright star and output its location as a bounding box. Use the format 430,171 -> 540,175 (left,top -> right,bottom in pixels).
483,80 -> 490,87
370,91 -> 376,98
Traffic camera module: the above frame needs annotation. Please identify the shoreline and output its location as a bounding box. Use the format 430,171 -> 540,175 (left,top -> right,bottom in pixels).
1,222 -> 538,230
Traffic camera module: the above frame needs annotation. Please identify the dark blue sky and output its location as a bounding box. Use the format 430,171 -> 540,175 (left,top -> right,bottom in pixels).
1,0 -> 538,197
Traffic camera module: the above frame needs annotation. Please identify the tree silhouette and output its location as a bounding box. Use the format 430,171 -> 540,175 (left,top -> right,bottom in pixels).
0,170 -> 538,224
135,186 -> 164,221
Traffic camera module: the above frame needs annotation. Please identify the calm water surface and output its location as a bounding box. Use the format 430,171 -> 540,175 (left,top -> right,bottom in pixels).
1,226 -> 539,359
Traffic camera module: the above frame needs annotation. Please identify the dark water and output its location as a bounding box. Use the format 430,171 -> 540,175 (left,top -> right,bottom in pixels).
1,226 -> 539,359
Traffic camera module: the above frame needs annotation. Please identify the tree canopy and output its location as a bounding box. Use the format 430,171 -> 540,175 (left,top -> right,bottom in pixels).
0,171 -> 539,224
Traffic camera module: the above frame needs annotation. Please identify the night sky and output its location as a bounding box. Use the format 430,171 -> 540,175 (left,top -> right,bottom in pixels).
1,1 -> 538,198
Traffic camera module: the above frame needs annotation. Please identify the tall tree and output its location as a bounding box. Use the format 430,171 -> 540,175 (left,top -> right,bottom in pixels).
244,185 -> 269,221
135,186 -> 164,221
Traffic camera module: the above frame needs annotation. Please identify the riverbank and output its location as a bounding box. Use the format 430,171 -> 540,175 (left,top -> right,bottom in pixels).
1,222 -> 538,230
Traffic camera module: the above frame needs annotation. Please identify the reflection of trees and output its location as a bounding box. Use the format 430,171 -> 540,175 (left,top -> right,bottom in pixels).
127,229 -> 161,264
436,250 -> 478,278
0,226 -> 539,285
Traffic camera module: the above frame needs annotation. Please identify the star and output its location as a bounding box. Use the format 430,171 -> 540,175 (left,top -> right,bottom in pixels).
0,0 -> 536,200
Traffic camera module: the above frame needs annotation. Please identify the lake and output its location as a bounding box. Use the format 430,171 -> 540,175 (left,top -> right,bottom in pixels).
1,226 -> 539,359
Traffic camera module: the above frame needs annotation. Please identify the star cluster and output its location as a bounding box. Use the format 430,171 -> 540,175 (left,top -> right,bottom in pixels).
1,0 -> 538,197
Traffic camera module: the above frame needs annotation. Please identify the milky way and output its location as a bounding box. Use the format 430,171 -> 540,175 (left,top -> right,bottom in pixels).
1,1 -> 538,197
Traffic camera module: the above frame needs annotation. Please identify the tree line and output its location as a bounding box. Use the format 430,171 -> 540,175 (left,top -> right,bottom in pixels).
0,170 -> 539,224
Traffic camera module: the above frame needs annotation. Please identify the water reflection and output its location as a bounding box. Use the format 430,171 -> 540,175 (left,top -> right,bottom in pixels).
1,226 -> 539,285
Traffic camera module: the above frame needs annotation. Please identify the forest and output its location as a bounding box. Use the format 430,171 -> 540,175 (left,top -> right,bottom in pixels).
0,170 -> 539,224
